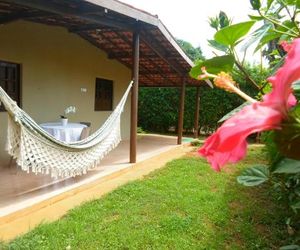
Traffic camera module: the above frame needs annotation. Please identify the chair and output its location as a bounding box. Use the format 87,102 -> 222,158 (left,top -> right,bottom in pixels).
80,122 -> 91,140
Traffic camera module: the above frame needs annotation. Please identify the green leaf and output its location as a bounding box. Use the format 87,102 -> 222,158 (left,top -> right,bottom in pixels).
293,80 -> 300,99
208,16 -> 220,31
292,80 -> 300,91
237,165 -> 270,186
290,104 -> 300,120
285,0 -> 300,7
273,158 -> 300,174
277,20 -> 298,33
218,101 -> 251,123
214,21 -> 255,47
267,0 -> 275,10
254,31 -> 281,52
189,55 -> 235,79
219,11 -> 231,28
207,39 -> 229,52
250,0 -> 261,10
241,23 -> 272,52
248,15 -> 264,21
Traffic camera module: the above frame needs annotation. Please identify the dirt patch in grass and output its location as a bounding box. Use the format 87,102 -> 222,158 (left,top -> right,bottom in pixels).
228,200 -> 245,210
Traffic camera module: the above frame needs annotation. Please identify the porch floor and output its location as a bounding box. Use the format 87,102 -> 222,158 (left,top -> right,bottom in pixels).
0,134 -> 187,218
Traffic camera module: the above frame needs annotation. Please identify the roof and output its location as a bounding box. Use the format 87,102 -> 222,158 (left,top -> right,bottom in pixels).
0,0 -> 201,87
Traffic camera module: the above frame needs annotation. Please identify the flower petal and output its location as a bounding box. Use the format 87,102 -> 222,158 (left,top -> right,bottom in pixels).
198,102 -> 282,170
199,38 -> 300,171
265,38 -> 300,111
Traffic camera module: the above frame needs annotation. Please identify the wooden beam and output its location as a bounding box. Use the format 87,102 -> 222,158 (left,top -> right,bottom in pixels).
5,0 -> 134,30
114,31 -> 177,85
139,71 -> 176,76
77,31 -> 154,85
108,51 -> 182,61
69,24 -> 103,33
138,80 -> 203,87
81,29 -> 156,84
108,51 -> 157,60
139,84 -> 178,88
69,20 -> 132,33
69,24 -> 118,33
130,31 -> 140,163
177,80 -> 186,145
0,11 -> 51,24
194,86 -> 200,138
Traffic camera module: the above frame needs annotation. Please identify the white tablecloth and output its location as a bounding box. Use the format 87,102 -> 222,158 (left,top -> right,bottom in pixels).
40,122 -> 87,143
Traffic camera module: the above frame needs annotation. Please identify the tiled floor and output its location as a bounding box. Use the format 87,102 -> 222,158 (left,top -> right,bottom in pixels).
0,134 -> 180,217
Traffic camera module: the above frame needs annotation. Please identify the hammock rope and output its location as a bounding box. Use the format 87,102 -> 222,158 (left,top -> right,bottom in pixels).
0,81 -> 133,178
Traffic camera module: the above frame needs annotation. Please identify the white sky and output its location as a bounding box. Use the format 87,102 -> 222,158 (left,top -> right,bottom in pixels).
119,0 -> 257,59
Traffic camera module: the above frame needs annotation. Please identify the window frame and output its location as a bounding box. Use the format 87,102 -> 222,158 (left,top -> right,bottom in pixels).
0,60 -> 21,112
94,77 -> 113,111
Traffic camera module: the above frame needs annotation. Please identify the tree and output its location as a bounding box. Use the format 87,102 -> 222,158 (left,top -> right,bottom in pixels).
176,39 -> 205,62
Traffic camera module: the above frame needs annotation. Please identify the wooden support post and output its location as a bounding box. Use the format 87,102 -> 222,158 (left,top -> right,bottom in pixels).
177,80 -> 186,145
130,31 -> 140,163
194,86 -> 200,138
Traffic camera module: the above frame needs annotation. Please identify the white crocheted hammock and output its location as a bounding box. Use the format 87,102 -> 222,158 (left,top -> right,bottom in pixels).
0,81 -> 133,178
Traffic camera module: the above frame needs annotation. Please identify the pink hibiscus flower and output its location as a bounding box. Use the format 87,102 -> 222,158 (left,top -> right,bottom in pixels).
198,39 -> 300,171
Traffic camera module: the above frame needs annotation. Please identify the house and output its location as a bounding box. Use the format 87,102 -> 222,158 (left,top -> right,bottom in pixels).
0,0 -> 201,240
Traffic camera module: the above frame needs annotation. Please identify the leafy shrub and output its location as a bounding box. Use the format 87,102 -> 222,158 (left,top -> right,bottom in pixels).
138,64 -> 265,134
138,88 -> 179,133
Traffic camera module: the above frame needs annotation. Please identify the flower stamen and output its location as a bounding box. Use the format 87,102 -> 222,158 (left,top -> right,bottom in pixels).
214,72 -> 237,93
198,67 -> 256,103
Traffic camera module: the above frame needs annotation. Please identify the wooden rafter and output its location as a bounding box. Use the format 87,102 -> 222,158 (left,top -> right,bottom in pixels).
0,0 -> 202,87
140,29 -> 187,74
4,0 -> 135,30
113,31 -> 178,85
0,10 -> 51,24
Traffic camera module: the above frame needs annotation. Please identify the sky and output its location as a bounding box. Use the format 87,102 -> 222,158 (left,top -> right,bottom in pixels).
119,0 -> 257,60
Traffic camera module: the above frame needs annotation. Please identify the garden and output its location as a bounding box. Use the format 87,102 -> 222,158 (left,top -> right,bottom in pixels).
0,146 -> 288,249
139,0 -> 300,248
2,0 -> 300,249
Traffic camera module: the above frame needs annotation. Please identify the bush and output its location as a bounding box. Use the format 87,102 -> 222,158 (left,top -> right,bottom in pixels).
138,64 -> 266,134
138,88 -> 179,133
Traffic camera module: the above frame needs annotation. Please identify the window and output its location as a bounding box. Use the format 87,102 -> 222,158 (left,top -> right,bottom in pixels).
95,78 -> 113,111
0,61 -> 21,112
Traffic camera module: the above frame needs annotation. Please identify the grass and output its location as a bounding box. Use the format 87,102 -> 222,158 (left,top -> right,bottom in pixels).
1,145 -> 286,249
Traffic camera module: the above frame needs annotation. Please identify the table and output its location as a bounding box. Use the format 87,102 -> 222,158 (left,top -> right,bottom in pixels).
40,122 -> 87,143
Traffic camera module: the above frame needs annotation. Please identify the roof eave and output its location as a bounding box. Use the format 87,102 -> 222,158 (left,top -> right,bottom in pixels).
85,0 -> 194,67
85,0 -> 159,26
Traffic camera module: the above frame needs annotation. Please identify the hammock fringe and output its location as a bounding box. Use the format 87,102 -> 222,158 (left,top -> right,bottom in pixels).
0,81 -> 133,178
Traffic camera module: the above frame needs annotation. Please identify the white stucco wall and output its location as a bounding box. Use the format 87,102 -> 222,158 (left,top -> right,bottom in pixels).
0,20 -> 131,162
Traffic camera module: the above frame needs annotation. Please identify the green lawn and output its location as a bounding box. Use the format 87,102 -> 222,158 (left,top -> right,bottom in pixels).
1,146 -> 286,249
